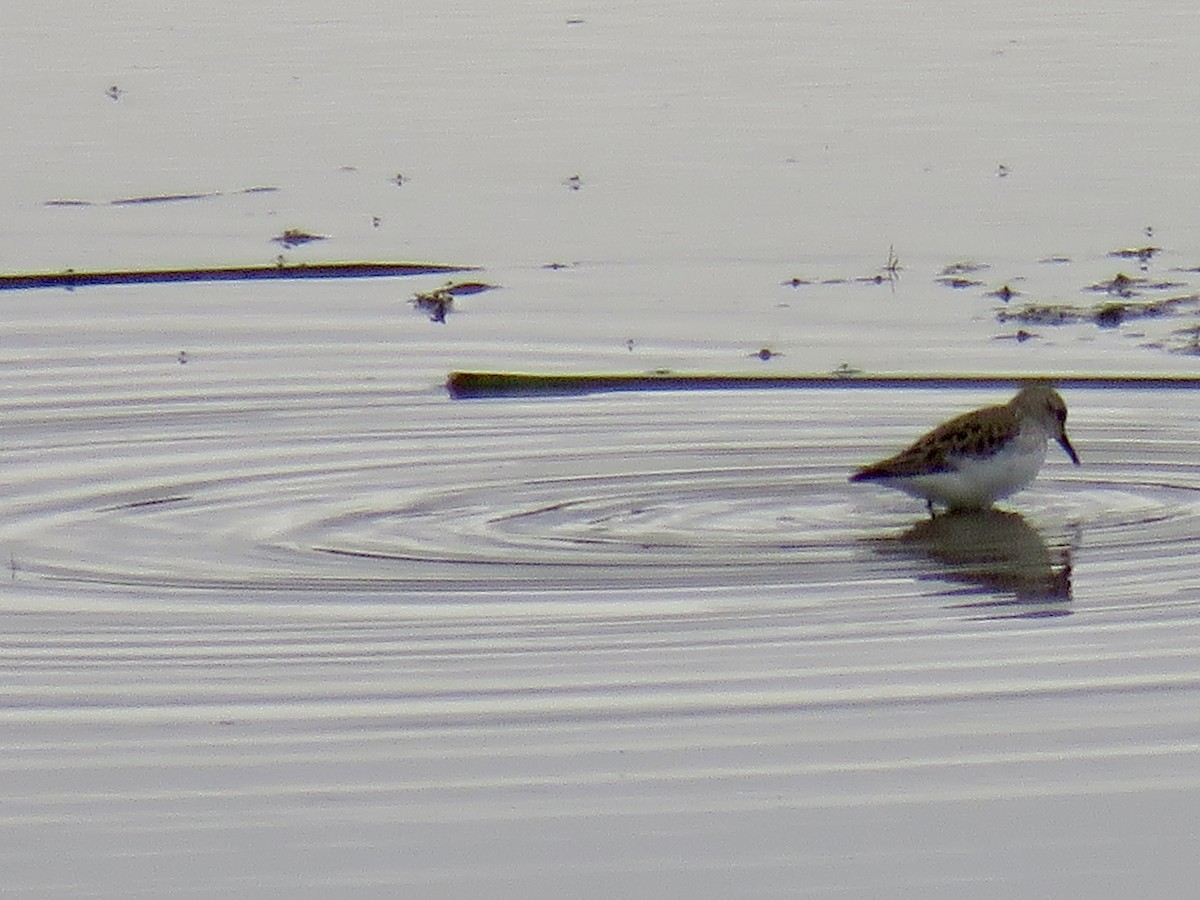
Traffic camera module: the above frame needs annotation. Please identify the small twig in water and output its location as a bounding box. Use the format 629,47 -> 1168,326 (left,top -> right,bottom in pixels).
883,244 -> 901,276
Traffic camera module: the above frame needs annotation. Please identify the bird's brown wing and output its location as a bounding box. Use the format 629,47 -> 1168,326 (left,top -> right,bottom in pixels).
850,404 -> 1016,480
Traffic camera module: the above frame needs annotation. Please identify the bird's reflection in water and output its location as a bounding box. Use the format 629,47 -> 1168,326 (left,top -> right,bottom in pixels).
873,509 -> 1074,616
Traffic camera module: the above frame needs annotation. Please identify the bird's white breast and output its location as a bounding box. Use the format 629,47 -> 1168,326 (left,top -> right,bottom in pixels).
886,437 -> 1048,509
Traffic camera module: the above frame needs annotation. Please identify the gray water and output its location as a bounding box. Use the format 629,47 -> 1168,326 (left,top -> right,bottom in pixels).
3,2 -> 1200,897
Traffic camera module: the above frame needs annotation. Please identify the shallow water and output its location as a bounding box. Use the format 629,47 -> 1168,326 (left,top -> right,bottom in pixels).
3,1 -> 1200,897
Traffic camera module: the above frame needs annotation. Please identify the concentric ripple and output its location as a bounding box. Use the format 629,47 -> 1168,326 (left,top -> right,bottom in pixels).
2,384 -> 1198,606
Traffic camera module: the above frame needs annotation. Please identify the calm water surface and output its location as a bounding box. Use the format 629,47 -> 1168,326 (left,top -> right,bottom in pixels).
2,1 -> 1200,897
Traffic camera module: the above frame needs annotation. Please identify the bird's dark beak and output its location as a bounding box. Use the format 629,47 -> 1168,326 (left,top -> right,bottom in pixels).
1057,433 -> 1080,465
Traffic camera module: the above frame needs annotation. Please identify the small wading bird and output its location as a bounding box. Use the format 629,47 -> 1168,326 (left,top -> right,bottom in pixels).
850,383 -> 1080,513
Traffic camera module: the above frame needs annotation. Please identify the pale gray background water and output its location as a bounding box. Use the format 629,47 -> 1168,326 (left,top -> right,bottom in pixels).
3,2 -> 1200,897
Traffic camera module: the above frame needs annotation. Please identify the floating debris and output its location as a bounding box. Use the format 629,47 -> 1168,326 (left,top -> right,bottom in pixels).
1038,256 -> 1072,265
994,329 -> 1038,342
411,288 -> 453,323
883,244 -> 901,277
563,174 -> 583,191
997,304 -> 1085,326
1166,325 -> 1200,355
99,495 -> 192,513
997,294 -> 1200,328
936,276 -> 984,289
409,281 -> 498,322
271,229 -> 328,248
1093,297 -> 1191,328
1083,273 -> 1185,297
111,192 -> 215,205
939,261 -> 989,276
787,247 -> 900,287
45,186 -> 277,206
996,163 -> 1010,177
0,262 -> 474,292
826,275 -> 881,285
1086,273 -> 1139,297
440,281 -> 497,296
818,274 -> 898,287
753,347 -> 780,361
1093,304 -> 1126,328
986,284 -> 1020,302
447,371 -> 1200,399
1109,246 -> 1160,262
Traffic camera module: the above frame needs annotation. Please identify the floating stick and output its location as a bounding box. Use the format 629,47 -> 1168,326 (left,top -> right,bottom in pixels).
446,371 -> 1200,399
0,261 -> 477,291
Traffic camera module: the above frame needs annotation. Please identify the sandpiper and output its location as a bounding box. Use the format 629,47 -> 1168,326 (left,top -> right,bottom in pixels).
850,383 -> 1080,512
